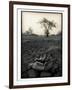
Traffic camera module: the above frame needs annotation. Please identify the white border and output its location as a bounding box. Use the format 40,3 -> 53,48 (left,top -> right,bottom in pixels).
13,5 -> 68,85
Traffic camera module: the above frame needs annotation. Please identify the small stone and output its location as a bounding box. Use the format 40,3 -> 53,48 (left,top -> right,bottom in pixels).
32,61 -> 44,71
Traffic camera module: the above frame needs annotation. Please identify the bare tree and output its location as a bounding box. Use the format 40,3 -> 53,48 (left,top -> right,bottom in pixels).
25,27 -> 33,35
39,18 -> 56,37
28,27 -> 33,34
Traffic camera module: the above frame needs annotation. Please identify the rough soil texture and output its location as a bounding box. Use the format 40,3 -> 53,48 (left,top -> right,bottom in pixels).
21,34 -> 62,78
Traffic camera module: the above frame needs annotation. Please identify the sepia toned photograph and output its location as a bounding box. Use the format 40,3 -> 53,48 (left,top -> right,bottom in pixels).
21,11 -> 62,78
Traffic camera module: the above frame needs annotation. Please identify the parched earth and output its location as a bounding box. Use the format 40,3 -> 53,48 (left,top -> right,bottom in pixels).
21,35 -> 62,78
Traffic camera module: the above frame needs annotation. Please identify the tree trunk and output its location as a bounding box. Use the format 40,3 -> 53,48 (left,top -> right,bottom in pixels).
46,29 -> 49,37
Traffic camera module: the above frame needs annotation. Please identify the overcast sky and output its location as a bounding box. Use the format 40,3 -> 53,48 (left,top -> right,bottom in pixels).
22,11 -> 62,35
